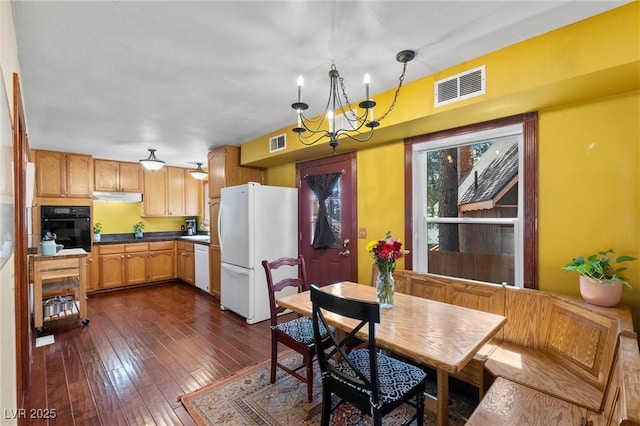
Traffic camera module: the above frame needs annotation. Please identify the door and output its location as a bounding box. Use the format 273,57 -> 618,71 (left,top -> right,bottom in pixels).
220,262 -> 254,319
297,152 -> 357,286
220,184 -> 251,268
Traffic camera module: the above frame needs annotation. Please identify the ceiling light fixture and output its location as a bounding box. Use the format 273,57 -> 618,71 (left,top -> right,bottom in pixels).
292,49 -> 416,153
190,163 -> 208,180
139,149 -> 165,171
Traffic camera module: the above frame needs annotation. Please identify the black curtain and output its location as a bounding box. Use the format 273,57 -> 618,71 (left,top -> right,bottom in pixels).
306,172 -> 342,249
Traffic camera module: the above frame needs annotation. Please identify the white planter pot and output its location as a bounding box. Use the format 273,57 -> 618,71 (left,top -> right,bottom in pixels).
94,233 -> 101,242
579,275 -> 622,307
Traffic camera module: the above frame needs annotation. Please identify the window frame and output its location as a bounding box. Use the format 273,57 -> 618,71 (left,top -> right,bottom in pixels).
404,113 -> 538,289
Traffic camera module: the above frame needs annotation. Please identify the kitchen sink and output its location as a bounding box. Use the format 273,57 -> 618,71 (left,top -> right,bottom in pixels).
180,235 -> 210,242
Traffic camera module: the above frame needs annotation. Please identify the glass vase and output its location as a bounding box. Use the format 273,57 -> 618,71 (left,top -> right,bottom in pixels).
376,267 -> 395,309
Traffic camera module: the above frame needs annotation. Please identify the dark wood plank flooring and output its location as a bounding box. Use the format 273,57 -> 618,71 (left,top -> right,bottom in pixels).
21,282 -> 276,425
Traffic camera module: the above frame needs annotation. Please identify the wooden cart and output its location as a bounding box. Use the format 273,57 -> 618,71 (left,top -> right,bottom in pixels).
31,248 -> 89,332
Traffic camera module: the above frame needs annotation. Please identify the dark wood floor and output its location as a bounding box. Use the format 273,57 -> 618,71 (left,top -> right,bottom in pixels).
21,282 -> 276,426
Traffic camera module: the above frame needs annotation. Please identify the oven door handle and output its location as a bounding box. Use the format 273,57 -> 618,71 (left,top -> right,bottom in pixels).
42,218 -> 90,222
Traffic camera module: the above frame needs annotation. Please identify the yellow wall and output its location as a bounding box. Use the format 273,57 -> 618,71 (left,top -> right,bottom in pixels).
258,3 -> 640,331
538,92 -> 640,301
356,142 -> 406,283
92,202 -> 187,234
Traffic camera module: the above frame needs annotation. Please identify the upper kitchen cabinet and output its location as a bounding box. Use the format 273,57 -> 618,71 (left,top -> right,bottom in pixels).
34,150 -> 92,198
94,159 -> 143,193
207,145 -> 263,197
184,169 -> 202,217
143,166 -> 191,216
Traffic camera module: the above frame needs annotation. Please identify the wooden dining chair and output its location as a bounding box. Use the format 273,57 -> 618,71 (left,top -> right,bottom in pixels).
261,255 -> 330,403
310,284 -> 427,426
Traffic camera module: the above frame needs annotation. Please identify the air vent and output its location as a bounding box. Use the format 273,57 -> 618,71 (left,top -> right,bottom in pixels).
435,65 -> 485,107
335,109 -> 358,131
269,134 -> 286,153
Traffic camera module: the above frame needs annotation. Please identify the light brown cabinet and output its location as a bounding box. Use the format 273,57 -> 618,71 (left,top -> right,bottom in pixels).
184,169 -> 202,217
34,150 -> 92,198
124,243 -> 149,285
94,159 -> 142,192
148,241 -> 175,281
96,243 -> 149,289
209,244 -> 221,298
177,241 -> 195,285
209,197 -> 220,246
143,166 -> 197,216
207,145 -> 263,198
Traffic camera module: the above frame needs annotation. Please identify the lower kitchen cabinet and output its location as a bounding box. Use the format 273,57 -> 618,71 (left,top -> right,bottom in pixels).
148,241 -> 175,282
94,240 -> 176,290
210,244 -> 221,298
177,241 -> 195,285
86,253 -> 99,291
124,244 -> 148,285
99,249 -> 126,288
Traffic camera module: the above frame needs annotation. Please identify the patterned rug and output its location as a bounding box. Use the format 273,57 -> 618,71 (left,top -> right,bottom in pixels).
179,353 -> 478,425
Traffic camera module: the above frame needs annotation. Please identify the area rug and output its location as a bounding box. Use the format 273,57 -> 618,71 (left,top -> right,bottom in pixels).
179,353 -> 477,425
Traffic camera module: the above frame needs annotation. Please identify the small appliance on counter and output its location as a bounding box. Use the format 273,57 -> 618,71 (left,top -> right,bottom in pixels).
185,218 -> 197,236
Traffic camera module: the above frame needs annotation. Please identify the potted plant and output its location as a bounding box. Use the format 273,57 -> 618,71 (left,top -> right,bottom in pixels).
562,249 -> 636,307
133,222 -> 145,239
93,222 -> 103,242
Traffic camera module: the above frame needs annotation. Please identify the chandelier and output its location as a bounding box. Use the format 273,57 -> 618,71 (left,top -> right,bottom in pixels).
292,49 -> 416,153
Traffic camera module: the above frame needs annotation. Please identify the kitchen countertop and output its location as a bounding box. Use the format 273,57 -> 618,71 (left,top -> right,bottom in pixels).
95,232 -> 210,246
30,248 -> 88,260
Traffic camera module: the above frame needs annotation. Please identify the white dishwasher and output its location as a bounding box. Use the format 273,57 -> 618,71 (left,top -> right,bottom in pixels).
194,243 -> 210,292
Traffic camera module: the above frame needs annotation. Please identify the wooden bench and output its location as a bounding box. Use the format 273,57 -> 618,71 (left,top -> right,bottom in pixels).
389,269 -> 640,425
467,335 -> 640,425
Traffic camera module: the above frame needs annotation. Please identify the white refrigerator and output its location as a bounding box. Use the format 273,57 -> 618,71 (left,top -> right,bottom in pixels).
219,183 -> 298,324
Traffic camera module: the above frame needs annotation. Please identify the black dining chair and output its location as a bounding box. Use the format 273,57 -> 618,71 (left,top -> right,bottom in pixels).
261,255 -> 330,403
310,284 -> 427,426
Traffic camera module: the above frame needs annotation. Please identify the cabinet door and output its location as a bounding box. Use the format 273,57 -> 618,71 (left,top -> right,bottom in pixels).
35,150 -> 65,197
207,147 -> 226,197
209,197 -> 220,245
100,254 -> 126,288
185,252 -> 195,285
143,168 -> 167,215
66,154 -> 93,197
184,169 -> 202,217
148,250 -> 175,281
177,250 -> 195,285
119,162 -> 143,192
210,244 -> 221,297
166,166 -> 185,215
125,252 -> 148,285
94,159 -> 119,192
85,255 -> 98,291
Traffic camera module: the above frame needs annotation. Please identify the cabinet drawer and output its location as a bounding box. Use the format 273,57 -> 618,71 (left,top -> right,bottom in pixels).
177,241 -> 194,252
149,241 -> 174,251
97,244 -> 125,255
125,242 -> 148,252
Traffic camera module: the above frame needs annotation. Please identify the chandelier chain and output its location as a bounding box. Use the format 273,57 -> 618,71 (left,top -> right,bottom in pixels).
376,60 -> 408,123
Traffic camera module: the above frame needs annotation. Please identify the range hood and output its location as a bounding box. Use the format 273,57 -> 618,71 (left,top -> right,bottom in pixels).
93,192 -> 143,202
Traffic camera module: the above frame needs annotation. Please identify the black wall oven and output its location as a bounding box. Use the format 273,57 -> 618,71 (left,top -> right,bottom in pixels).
41,206 -> 91,252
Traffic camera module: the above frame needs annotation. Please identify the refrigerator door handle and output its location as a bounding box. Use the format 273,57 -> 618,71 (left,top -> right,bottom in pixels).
218,202 -> 223,253
221,262 -> 251,275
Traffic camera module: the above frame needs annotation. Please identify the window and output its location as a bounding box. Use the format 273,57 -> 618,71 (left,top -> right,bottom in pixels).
405,114 -> 538,289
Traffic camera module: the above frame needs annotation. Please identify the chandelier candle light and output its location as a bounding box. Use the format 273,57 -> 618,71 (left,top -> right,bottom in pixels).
367,231 -> 409,308
292,50 -> 416,153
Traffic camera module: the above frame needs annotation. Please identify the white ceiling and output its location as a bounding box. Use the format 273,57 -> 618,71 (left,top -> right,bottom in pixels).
12,1 -> 629,169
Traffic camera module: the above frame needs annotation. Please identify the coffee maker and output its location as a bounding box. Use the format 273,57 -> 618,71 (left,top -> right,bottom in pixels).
185,218 -> 197,235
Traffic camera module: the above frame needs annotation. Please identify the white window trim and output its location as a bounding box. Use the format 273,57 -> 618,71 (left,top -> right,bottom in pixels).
411,123 -> 524,288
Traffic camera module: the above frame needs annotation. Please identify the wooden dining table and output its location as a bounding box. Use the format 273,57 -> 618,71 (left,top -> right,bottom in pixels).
276,281 -> 507,426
